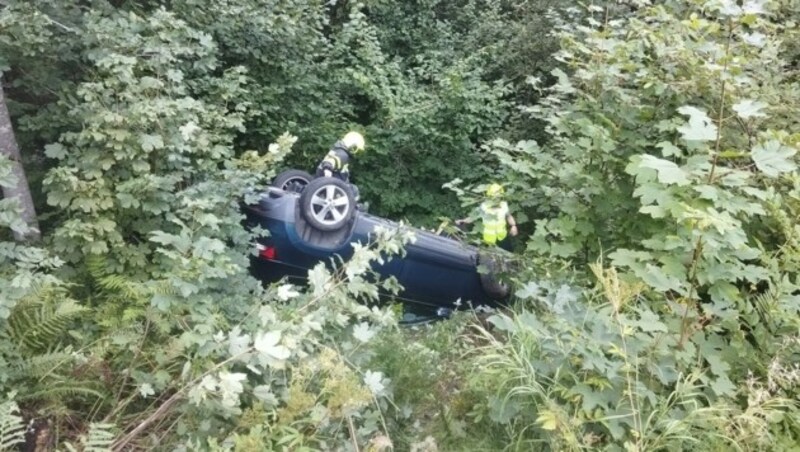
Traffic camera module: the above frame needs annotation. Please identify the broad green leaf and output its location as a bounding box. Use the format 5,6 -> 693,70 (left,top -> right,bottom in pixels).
708,281 -> 740,305
639,155 -> 690,186
656,141 -> 682,158
44,143 -> 67,160
635,309 -> 667,333
732,99 -> 767,118
217,372 -> 246,408
254,331 -> 291,368
516,282 -> 541,299
276,284 -> 300,301
227,327 -> 251,357
487,314 -> 517,333
180,121 -> 200,140
641,264 -> 684,293
253,385 -> 278,405
0,155 -> 17,188
487,395 -> 521,424
741,32 -> 766,47
353,322 -> 376,343
676,106 -> 717,142
609,249 -> 652,269
363,370 -> 386,396
710,375 -> 736,397
751,141 -> 797,177
140,134 -> 164,152
743,0 -> 767,15
308,264 -> 331,297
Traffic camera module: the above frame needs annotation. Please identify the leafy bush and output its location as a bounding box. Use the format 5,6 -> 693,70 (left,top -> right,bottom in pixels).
470,271 -> 798,450
2,0 -> 799,450
462,1 -> 800,450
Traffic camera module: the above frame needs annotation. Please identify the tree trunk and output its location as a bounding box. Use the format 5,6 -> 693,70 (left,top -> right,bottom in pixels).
0,75 -> 41,242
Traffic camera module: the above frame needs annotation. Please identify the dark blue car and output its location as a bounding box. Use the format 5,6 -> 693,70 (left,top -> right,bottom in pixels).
243,171 -> 509,317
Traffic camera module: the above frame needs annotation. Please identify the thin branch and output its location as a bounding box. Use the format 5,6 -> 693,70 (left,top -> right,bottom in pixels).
347,415 -> 361,452
41,14 -> 79,33
708,19 -> 735,184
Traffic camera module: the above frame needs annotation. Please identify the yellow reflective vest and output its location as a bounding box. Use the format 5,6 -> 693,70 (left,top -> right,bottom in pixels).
480,201 -> 509,245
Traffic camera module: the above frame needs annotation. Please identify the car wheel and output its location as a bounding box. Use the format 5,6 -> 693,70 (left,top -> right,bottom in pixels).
272,169 -> 313,193
478,252 -> 510,300
300,177 -> 355,231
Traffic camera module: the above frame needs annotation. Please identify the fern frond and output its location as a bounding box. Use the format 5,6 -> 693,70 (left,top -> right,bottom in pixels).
0,399 -> 25,451
83,423 -> 116,452
17,382 -> 106,402
8,299 -> 88,352
85,254 -> 111,280
62,422 -> 116,452
11,349 -> 74,380
97,274 -> 144,301
752,290 -> 776,320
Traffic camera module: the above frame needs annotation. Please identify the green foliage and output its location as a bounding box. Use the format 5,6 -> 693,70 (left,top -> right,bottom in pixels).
0,398 -> 25,451
7,295 -> 87,352
490,0 -> 800,261
63,423 -> 116,452
41,7 -> 258,269
460,1 -> 800,450
0,153 -> 63,318
472,270 -> 797,449
0,289 -> 104,418
165,0 -> 528,223
3,0 -> 800,450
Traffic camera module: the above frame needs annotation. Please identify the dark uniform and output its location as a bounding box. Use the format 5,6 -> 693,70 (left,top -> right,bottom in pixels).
315,141 -> 352,182
316,140 -> 360,200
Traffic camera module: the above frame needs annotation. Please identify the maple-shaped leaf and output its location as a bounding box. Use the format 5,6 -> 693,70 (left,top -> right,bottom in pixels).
139,133 -> 164,152
639,155 -> 690,186
677,106 -> 717,142
752,140 -> 797,177
254,331 -> 291,368
732,99 -> 768,119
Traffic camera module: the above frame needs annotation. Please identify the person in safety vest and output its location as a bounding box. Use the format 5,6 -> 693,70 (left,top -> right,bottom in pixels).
316,131 -> 365,182
455,183 -> 518,251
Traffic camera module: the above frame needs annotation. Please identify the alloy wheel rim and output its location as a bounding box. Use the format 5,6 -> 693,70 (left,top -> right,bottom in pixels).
309,185 -> 350,225
282,176 -> 309,193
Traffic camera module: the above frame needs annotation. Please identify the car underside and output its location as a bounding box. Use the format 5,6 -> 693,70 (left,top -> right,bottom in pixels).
243,171 -> 510,319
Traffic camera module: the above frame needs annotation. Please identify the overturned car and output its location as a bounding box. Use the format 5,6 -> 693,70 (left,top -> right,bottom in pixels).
243,170 -> 510,316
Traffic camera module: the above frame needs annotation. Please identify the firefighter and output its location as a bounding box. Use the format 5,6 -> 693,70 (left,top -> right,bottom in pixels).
456,183 -> 518,251
316,131 -> 365,182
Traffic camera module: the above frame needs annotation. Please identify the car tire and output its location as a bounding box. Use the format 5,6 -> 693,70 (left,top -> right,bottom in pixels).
272,169 -> 313,193
300,177 -> 356,231
478,252 -> 510,300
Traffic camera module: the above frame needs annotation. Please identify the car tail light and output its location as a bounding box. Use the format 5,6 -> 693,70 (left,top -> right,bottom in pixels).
256,243 -> 277,260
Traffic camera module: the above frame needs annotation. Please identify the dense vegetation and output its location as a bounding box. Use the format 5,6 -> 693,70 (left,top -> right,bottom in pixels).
1,0 -> 798,450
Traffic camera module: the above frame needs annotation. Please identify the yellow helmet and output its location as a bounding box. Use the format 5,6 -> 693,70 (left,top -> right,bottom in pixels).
486,183 -> 504,198
342,131 -> 365,153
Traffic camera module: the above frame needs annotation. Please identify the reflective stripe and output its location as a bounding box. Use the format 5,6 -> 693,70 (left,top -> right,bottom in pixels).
323,152 -> 343,170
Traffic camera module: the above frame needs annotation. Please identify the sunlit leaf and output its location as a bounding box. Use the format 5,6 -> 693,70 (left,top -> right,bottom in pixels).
139,134 -> 164,152
254,331 -> 291,368
353,322 -> 376,343
751,140 -> 797,177
732,99 -> 767,119
363,370 -> 387,396
639,155 -> 690,186
677,106 -> 717,142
